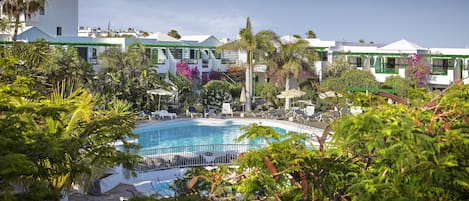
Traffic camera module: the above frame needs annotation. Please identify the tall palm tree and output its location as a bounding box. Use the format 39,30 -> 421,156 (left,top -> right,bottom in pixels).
1,0 -> 46,41
267,35 -> 317,109
219,17 -> 278,112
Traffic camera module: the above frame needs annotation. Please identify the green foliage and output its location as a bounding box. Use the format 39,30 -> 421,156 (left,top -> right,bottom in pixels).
306,30 -> 317,39
0,40 -> 94,96
322,69 -> 378,92
45,46 -> 94,86
268,37 -> 317,90
332,83 -> 469,200
0,83 -> 140,200
187,84 -> 469,200
0,0 -> 45,41
254,82 -> 279,106
128,196 -> 158,201
201,80 -> 233,111
167,29 -> 181,39
326,55 -> 352,77
93,42 -> 164,111
383,76 -> 411,97
169,72 -> 195,110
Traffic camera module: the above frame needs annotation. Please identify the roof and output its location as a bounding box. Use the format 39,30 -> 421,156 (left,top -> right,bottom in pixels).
179,35 -> 212,43
146,32 -> 180,42
17,26 -> 54,41
379,39 -> 425,50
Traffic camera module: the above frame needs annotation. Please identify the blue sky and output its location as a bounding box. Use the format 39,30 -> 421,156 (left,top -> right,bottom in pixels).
79,0 -> 469,48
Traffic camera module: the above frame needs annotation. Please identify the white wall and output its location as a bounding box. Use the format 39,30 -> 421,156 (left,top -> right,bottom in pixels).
26,0 -> 78,37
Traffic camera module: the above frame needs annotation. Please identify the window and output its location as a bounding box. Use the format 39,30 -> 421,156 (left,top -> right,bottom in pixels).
39,7 -> 45,15
432,58 -> 453,75
386,57 -> 395,69
347,56 -> 362,67
375,57 -> 398,74
152,49 -> 158,64
317,51 -> 328,61
56,26 -> 62,36
77,47 -> 88,61
145,48 -> 151,62
190,49 -> 197,59
396,58 -> 408,68
211,50 -> 221,59
91,48 -> 97,64
169,48 -> 182,59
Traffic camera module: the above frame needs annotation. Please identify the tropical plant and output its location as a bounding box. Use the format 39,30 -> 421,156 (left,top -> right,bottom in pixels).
186,83 -> 469,200
266,35 -> 317,109
167,29 -> 181,39
254,82 -> 279,106
1,0 -> 46,41
45,46 -> 94,86
169,71 -> 195,111
322,69 -> 379,92
383,76 -> 411,97
305,30 -> 317,39
94,42 -> 164,111
332,83 -> 469,200
325,55 -> 352,78
218,17 -> 278,112
405,53 -> 431,89
226,65 -> 245,83
176,61 -> 192,80
0,79 -> 140,200
201,80 -> 232,112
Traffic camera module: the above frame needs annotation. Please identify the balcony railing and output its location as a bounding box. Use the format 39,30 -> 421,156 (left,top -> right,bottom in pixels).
137,144 -> 265,172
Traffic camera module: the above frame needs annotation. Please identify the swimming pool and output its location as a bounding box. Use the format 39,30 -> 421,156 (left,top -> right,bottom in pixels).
135,122 -> 285,150
134,119 -> 322,150
133,119 -> 324,171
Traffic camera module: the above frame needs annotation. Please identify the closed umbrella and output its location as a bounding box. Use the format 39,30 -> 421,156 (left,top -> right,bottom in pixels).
240,87 -> 246,112
147,89 -> 173,111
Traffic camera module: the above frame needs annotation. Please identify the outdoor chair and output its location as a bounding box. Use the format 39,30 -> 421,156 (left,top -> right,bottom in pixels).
269,109 -> 286,119
221,103 -> 233,117
304,105 -> 315,117
138,111 -> 151,120
204,108 -> 217,118
251,108 -> 266,118
157,110 -> 177,119
186,106 -> 202,118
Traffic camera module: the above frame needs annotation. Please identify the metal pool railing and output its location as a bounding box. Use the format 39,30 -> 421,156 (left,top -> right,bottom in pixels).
137,144 -> 265,172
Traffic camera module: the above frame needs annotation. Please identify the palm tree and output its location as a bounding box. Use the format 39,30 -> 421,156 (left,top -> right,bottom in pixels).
267,35 -> 317,109
218,17 -> 278,112
1,0 -> 46,41
96,42 -> 165,111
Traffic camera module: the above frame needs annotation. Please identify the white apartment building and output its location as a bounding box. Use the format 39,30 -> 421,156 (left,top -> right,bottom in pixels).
1,0 -> 468,90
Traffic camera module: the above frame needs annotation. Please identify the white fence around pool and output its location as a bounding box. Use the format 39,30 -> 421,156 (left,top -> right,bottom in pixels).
137,144 -> 265,171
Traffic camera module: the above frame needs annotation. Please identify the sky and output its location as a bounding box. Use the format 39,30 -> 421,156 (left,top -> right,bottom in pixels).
79,0 -> 469,48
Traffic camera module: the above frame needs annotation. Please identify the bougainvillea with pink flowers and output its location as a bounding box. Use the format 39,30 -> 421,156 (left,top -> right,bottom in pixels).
176,62 -> 192,80
405,54 -> 431,88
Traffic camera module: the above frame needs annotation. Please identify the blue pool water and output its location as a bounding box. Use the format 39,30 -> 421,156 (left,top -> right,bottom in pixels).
134,123 -> 286,150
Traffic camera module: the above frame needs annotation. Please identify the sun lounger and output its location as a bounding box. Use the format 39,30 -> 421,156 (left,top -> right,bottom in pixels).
221,103 -> 233,117
151,110 -> 177,119
158,110 -> 177,119
186,106 -> 202,118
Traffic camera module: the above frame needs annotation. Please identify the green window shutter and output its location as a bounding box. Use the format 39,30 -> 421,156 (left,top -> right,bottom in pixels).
152,49 -> 158,64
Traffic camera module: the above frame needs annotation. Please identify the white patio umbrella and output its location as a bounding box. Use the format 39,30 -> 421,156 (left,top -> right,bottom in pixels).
318,91 -> 343,99
277,89 -> 306,110
147,89 -> 173,111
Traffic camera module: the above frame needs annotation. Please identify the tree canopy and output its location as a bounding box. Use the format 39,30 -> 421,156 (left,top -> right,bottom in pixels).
1,0 -> 46,41
167,29 -> 181,39
182,83 -> 469,200
0,41 -> 141,200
